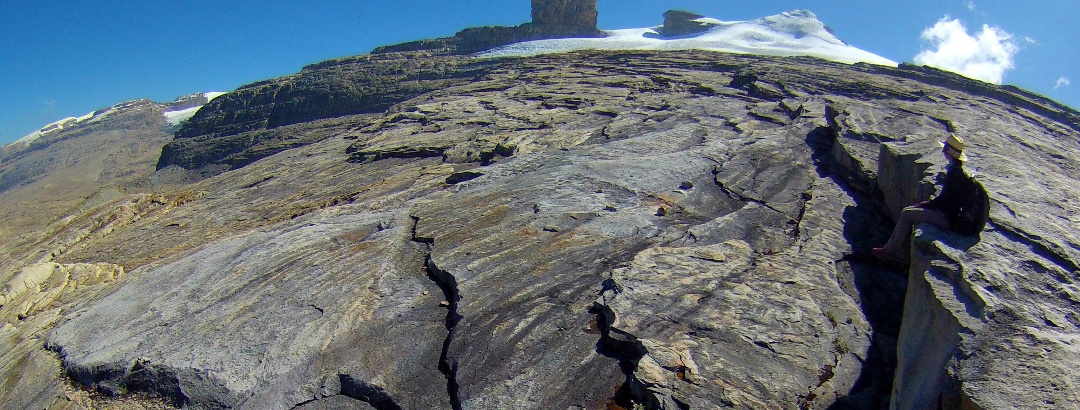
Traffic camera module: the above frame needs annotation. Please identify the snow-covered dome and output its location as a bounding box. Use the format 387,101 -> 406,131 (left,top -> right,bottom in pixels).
479,10 -> 897,67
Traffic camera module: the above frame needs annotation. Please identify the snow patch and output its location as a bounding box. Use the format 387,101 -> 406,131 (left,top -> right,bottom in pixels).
76,111 -> 95,122
11,116 -> 82,147
163,106 -> 204,126
479,10 -> 897,67
84,106 -> 120,125
162,92 -> 226,126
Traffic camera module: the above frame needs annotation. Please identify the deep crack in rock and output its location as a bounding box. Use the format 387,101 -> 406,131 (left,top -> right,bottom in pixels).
804,113 -> 910,408
411,215 -> 462,410
589,301 -> 662,410
425,256 -> 463,410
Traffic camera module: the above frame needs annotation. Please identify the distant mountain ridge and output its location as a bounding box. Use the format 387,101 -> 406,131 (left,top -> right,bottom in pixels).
0,91 -> 222,249
5,92 -> 224,151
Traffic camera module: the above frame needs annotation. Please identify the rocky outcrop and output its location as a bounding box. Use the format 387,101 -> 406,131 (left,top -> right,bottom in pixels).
157,53 -> 501,171
531,0 -> 597,30
449,21 -> 602,54
825,88 -> 1080,409
0,262 -> 125,410
160,2 -> 602,174
660,10 -> 711,37
161,92 -> 214,112
877,140 -> 1080,409
372,0 -> 601,56
4,46 -> 1080,410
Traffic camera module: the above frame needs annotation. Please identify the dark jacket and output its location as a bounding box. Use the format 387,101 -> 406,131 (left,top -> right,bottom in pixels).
924,162 -> 975,229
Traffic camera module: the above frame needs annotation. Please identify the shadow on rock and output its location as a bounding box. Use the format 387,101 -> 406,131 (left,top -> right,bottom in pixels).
588,303 -> 662,410
805,125 -> 911,408
827,202 -> 909,409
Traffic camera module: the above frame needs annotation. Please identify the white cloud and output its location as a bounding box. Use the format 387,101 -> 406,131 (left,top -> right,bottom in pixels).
914,17 -> 1019,84
1055,77 -> 1071,89
38,99 -> 58,123
965,1 -> 977,11
41,99 -> 57,115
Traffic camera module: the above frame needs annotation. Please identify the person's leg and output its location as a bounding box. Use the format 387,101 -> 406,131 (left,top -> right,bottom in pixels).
879,206 -> 950,257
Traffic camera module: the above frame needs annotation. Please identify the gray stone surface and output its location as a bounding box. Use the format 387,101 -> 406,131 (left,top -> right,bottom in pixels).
1,47 -> 1078,409
660,10 -> 711,37
47,212 -> 450,409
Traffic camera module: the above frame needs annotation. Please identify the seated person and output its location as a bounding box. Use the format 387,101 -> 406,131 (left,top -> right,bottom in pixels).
874,134 -> 975,263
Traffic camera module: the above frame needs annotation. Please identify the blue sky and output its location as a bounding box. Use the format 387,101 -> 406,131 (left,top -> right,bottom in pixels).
1,1 -> 1076,145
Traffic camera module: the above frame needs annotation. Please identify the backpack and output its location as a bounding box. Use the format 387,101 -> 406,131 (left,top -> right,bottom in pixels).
954,176 -> 989,236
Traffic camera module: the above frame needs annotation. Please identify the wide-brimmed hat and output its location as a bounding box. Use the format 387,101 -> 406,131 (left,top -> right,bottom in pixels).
937,134 -> 969,162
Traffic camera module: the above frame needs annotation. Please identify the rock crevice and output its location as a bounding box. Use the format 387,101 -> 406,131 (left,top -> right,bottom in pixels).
588,300 -> 662,409
411,216 -> 463,410
425,256 -> 463,410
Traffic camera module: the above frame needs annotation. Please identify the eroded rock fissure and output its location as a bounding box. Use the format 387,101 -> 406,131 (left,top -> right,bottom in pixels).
589,297 -> 662,410
798,323 -> 845,409
289,385 -> 402,410
289,397 -> 320,409
425,256 -> 463,410
788,192 -> 812,241
410,216 -> 463,410
804,113 -> 909,408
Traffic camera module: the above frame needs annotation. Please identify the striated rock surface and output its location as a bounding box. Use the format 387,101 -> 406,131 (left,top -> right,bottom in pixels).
0,262 -> 126,409
2,47 -> 1079,410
